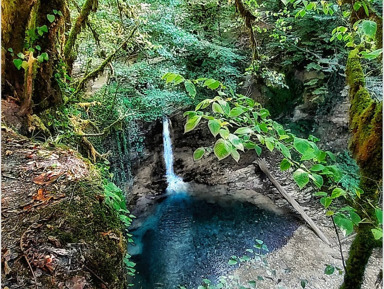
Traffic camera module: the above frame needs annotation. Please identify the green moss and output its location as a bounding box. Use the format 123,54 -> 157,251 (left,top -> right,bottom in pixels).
342,44 -> 383,289
45,180 -> 127,288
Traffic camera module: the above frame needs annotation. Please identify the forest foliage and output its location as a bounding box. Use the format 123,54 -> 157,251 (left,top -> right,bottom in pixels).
1,0 -> 382,288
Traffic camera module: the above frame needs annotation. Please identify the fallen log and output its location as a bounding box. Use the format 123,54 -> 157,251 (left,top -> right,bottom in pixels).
255,158 -> 331,246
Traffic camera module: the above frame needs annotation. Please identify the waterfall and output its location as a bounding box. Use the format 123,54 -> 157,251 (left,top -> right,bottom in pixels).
163,118 -> 186,194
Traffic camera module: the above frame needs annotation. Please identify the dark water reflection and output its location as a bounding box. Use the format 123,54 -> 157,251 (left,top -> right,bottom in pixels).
129,193 -> 300,289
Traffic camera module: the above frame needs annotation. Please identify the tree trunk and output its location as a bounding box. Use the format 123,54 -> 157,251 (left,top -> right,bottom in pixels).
1,0 -> 68,119
64,0 -> 98,68
340,48 -> 383,289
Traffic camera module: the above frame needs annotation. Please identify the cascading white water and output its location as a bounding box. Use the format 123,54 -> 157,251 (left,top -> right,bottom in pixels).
163,118 -> 186,194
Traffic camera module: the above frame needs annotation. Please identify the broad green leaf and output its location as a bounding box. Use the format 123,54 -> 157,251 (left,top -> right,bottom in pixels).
184,80 -> 196,98
310,164 -> 325,172
40,24 -> 48,33
228,259 -> 237,265
375,209 -> 383,225
255,145 -> 262,156
13,59 -> 23,70
217,99 -> 230,115
228,134 -> 244,151
219,128 -> 229,139
229,107 -> 245,117
334,214 -> 354,236
212,102 -> 224,114
204,79 -> 220,90
21,61 -> 28,70
41,52 -> 49,61
235,127 -> 253,135
371,228 -> 383,240
259,108 -> 270,119
208,119 -> 221,137
300,149 -> 316,161
320,197 -> 332,208
231,149 -> 240,162
265,137 -> 275,152
360,49 -> 383,60
214,139 -> 231,160
195,99 -> 210,111
193,148 -> 205,161
17,52 -> 25,59
184,115 -> 202,133
310,173 -> 323,188
294,137 -> 311,154
353,2 -> 361,11
244,141 -> 256,149
361,20 -> 377,38
173,75 -> 185,85
349,211 -> 361,225
331,188 -> 346,199
47,14 -> 55,23
278,143 -> 291,159
280,159 -> 291,171
293,169 -> 309,189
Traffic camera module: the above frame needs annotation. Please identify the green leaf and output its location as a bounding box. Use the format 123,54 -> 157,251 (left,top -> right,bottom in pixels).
184,115 -> 202,133
324,265 -> 335,275
255,145 -> 262,156
17,52 -> 25,59
184,80 -> 196,98
310,173 -> 323,188
231,149 -> 240,162
219,128 -> 229,139
212,102 -> 224,114
35,45 -> 41,51
361,1 -> 369,16
310,164 -> 325,172
293,169 -> 309,189
41,52 -> 49,61
21,61 -> 29,70
280,159 -> 291,171
214,139 -> 231,160
208,119 -> 221,137
204,79 -> 220,90
371,228 -> 383,240
40,25 -> 48,33
229,107 -> 245,117
314,191 -> 327,197
235,127 -> 253,135
248,280 -> 256,288
278,142 -> 291,159
353,2 -> 361,11
301,279 -> 308,288
320,197 -> 332,208
193,148 -> 205,161
228,134 -> 244,151
349,211 -> 361,225
173,75 -> 185,85
294,138 -> 311,154
360,49 -> 383,60
265,137 -> 275,152
228,259 -> 238,265
375,209 -> 383,225
331,188 -> 346,199
334,214 -> 354,236
13,59 -> 23,70
47,14 -> 55,23
7,48 -> 13,53
361,20 -> 377,38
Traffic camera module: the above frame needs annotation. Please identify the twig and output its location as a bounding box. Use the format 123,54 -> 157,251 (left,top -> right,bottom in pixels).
23,255 -> 38,289
79,112 -> 133,137
83,264 -> 109,288
255,158 -> 331,246
331,215 -> 347,272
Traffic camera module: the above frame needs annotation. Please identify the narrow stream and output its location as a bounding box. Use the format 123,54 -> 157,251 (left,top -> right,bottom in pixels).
128,118 -> 300,289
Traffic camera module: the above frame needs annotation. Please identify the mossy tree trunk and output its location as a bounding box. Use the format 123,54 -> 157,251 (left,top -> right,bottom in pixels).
340,48 -> 383,289
64,0 -> 98,69
1,0 -> 68,116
